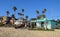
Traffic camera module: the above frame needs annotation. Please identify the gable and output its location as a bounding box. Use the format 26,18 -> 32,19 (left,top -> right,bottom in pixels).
30,20 -> 36,22
37,18 -> 47,22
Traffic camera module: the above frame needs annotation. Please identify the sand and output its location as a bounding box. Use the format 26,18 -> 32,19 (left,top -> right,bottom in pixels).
0,27 -> 60,37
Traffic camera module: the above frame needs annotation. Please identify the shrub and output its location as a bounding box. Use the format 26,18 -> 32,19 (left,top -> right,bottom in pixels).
28,28 -> 54,31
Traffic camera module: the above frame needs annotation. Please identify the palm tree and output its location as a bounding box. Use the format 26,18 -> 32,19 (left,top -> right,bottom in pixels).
18,13 -> 24,19
22,9 -> 24,12
41,8 -> 47,18
6,11 -> 10,17
36,10 -> 39,15
18,13 -> 22,15
21,9 -> 24,24
11,14 -> 15,18
21,9 -> 24,16
42,8 -> 47,30
12,6 -> 17,18
25,16 -> 28,28
36,10 -> 39,14
18,13 -> 24,16
26,16 -> 28,20
26,16 -> 28,24
42,8 -> 47,15
12,6 -> 17,12
36,10 -> 39,19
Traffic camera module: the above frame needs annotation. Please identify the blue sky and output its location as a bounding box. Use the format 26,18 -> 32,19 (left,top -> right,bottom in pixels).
0,0 -> 60,20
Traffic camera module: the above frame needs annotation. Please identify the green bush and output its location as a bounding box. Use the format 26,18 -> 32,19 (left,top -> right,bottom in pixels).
0,23 -> 5,26
28,28 -> 54,31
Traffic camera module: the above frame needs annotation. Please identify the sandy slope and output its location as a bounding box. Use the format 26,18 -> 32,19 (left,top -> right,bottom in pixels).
0,27 -> 60,37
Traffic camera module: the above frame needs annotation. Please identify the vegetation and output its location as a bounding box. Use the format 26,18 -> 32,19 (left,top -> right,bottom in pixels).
0,23 -> 5,26
42,8 -> 47,14
11,14 -> 15,18
36,10 -> 39,14
12,6 -> 17,12
12,6 -> 17,19
22,9 -> 24,12
6,10 -> 10,17
36,10 -> 39,18
26,16 -> 28,20
28,28 -> 54,31
57,19 -> 60,24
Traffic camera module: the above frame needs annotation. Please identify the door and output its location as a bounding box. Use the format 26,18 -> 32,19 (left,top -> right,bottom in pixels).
41,22 -> 44,28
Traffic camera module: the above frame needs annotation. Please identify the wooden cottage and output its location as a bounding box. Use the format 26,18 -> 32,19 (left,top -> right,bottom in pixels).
30,15 -> 58,29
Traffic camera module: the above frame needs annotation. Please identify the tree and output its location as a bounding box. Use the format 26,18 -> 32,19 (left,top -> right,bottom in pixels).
12,6 -> 17,12
26,15 -> 28,23
42,8 -> 47,30
22,9 -> 24,12
36,10 -> 39,14
6,11 -> 10,17
57,19 -> 60,23
42,8 -> 47,15
12,6 -> 17,18
41,8 -> 47,18
26,16 -> 28,20
21,9 -> 24,23
36,10 -> 39,19
21,9 -> 24,16
18,13 -> 24,16
11,14 -> 15,18
25,16 -> 28,28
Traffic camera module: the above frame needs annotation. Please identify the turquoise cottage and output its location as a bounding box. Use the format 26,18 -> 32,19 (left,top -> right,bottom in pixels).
30,15 -> 58,29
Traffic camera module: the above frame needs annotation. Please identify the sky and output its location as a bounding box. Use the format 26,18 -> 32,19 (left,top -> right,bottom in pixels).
0,0 -> 60,20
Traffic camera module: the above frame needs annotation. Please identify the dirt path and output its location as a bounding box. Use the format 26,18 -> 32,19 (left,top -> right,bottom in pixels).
0,27 -> 60,37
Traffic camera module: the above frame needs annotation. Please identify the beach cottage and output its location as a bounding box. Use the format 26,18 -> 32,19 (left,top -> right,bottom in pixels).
30,17 -> 58,29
